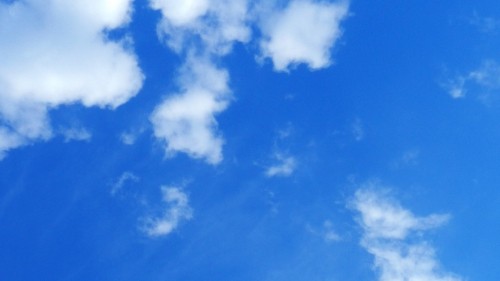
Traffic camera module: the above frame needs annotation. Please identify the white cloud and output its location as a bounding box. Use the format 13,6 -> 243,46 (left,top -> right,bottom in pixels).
444,60 -> 500,100
265,153 -> 297,177
468,60 -> 500,89
150,57 -> 230,164
150,0 -> 210,27
120,132 -> 138,145
259,0 -> 349,71
351,185 -> 462,281
150,0 -> 350,164
143,186 -> 193,237
60,127 -> 92,143
0,0 -> 144,158
152,0 -> 251,54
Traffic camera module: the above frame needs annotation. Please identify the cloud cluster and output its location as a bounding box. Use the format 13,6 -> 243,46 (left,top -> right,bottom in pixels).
150,0 -> 350,164
0,0 -> 144,158
143,186 -> 193,237
351,186 -> 462,281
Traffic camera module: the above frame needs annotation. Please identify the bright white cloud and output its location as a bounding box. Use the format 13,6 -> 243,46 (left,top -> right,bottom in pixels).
143,186 -> 193,237
152,0 -> 251,54
150,58 -> 230,165
150,0 -> 210,26
150,0 -> 350,164
352,188 -> 449,240
259,0 -> 349,71
0,0 -> 144,158
351,185 -> 462,281
265,153 -> 297,177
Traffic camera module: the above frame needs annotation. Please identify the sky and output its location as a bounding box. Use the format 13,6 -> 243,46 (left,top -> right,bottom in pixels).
1,0 -> 500,280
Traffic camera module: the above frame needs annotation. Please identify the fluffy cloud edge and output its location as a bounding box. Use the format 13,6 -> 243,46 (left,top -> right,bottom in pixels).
258,0 -> 350,71
351,184 -> 463,281
0,0 -> 144,159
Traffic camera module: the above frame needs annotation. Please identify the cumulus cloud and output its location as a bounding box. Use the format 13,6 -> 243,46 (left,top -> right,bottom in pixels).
0,0 -> 144,158
265,153 -> 297,177
143,186 -> 193,237
149,0 -> 251,164
151,0 -> 251,54
151,58 -> 230,164
351,185 -> 462,281
259,0 -> 349,71
150,0 -> 210,27
149,0 -> 350,164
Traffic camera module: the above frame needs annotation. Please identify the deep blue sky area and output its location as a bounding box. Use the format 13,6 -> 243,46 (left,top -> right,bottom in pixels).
1,0 -> 500,280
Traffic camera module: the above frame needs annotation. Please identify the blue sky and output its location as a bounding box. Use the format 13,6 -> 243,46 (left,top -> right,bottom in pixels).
1,0 -> 500,280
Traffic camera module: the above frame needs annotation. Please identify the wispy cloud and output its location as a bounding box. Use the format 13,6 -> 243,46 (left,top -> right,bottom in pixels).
111,172 -> 140,196
307,220 -> 341,242
259,0 -> 349,71
265,153 -> 297,177
469,12 -> 500,33
443,60 -> 500,101
142,186 -> 193,237
0,0 -> 143,158
60,127 -> 92,143
150,0 -> 350,164
351,184 -> 462,281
